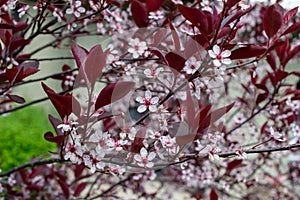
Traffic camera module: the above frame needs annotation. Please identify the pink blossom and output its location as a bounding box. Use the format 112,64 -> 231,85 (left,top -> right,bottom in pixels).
106,139 -> 128,151
149,10 -> 164,20
64,140 -> 83,164
136,90 -> 159,113
208,45 -> 232,67
270,127 -> 285,142
208,146 -> 220,161
236,149 -> 247,159
134,147 -> 156,168
128,38 -> 148,59
17,5 -> 30,18
183,57 -> 202,74
66,0 -> 86,18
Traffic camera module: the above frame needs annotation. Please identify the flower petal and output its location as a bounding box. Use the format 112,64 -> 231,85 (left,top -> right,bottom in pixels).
134,154 -> 142,162
213,45 -> 220,55
213,60 -> 221,67
221,50 -> 231,57
151,97 -> 159,104
137,105 -> 147,113
145,90 -> 152,100
148,152 -> 156,161
140,147 -> 148,158
146,162 -> 154,168
149,105 -> 157,112
208,50 -> 216,59
222,58 -> 232,65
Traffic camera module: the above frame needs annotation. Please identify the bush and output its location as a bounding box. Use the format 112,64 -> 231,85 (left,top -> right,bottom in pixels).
0,106 -> 55,171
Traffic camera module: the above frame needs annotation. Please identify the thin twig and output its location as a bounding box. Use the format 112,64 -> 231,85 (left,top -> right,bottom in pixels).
0,158 -> 64,177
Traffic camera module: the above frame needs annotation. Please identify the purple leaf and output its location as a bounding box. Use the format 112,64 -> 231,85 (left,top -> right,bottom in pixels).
263,4 -> 283,38
6,94 -> 25,104
165,52 -> 186,72
131,0 -> 149,27
74,182 -> 88,197
84,44 -> 106,87
95,81 -> 135,110
71,42 -> 88,69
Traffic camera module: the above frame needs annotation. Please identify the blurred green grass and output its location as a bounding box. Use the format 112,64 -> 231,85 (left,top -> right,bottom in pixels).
0,106 -> 56,171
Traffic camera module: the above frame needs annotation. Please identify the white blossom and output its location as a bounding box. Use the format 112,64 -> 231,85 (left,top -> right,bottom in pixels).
136,90 -> 159,113
66,0 -> 86,18
208,45 -> 232,67
149,10 -> 164,20
134,147 -> 156,168
128,38 -> 148,59
236,149 -> 247,159
183,57 -> 201,74
270,127 -> 285,142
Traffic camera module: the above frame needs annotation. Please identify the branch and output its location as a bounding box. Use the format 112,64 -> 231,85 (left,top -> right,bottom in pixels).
88,176 -> 132,200
0,88 -> 72,115
0,158 -> 64,177
163,143 -> 300,167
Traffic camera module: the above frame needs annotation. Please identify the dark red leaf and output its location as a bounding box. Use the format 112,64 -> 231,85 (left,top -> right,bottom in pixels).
283,6 -> 298,24
230,45 -> 266,60
131,128 -> 146,153
165,52 -> 186,72
282,22 -> 300,36
210,102 -> 235,123
256,92 -> 268,105
44,132 -> 65,145
74,182 -> 88,197
13,22 -> 28,33
95,81 -> 135,110
21,61 -> 39,77
57,179 -> 70,199
226,0 -> 242,10
275,69 -> 289,83
184,37 -> 205,58
131,0 -> 149,27
9,37 -> 31,53
48,115 -> 63,136
152,29 -> 167,47
199,104 -> 212,121
15,54 -> 32,64
192,34 -> 211,48
168,20 -> 181,51
42,83 -> 73,119
226,159 -> 243,172
84,44 -> 106,87
0,23 -> 15,29
71,42 -> 88,69
149,47 -> 168,64
6,94 -> 25,104
74,164 -> 85,178
5,62 -> 39,84
210,189 -> 218,200
285,44 -> 300,65
177,5 -> 209,35
198,103 -> 234,134
263,4 -> 283,38
266,52 -> 276,70
146,0 -> 165,12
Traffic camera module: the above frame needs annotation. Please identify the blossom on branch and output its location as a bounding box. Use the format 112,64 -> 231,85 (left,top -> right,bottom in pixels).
134,147 -> 156,168
136,90 -> 159,113
183,57 -> 202,74
208,45 -> 232,67
270,127 -> 285,142
128,38 -> 148,59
